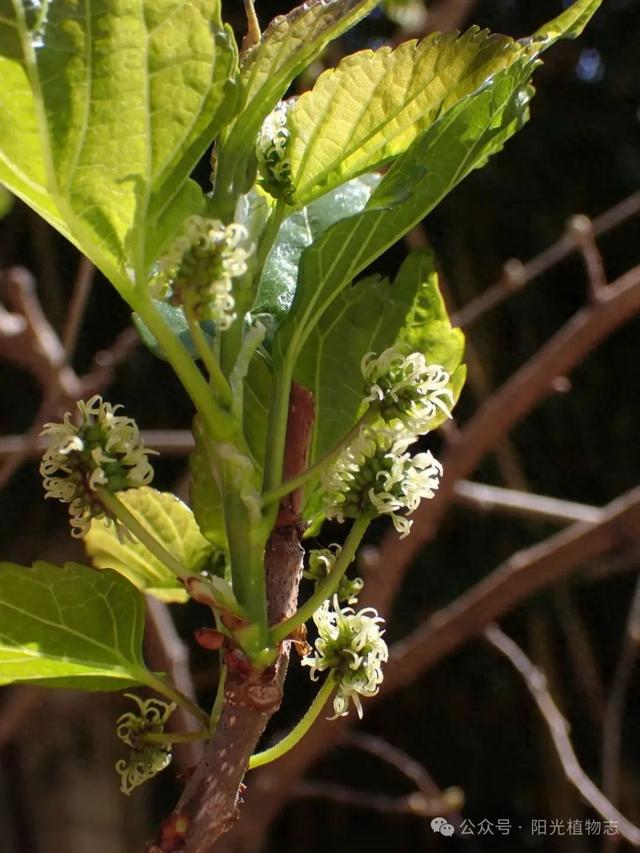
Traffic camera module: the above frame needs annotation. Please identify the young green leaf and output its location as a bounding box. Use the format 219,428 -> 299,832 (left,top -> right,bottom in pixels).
0,561 -> 147,690
84,487 -> 214,602
396,256 -> 466,432
288,0 -> 601,205
0,0 -> 240,285
241,0 -> 379,106
294,252 -> 432,464
214,0 -> 379,206
289,27 -> 522,204
531,0 -> 602,47
255,173 -> 380,320
273,55 -> 535,374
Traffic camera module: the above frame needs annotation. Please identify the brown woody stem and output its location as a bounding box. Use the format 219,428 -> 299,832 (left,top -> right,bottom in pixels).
160,383 -> 314,853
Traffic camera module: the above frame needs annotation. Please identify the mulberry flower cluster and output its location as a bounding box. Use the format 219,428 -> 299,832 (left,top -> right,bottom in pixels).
321,345 -> 453,537
362,348 -> 453,432
256,100 -> 295,200
303,595 -> 388,719
322,427 -> 443,538
304,545 -> 363,605
152,216 -> 252,328
115,694 -> 176,795
40,396 -> 155,537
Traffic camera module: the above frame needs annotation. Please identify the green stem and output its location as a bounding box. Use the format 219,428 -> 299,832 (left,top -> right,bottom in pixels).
97,489 -> 187,580
248,675 -> 336,770
255,198 -> 287,271
138,671 -> 210,730
262,408 -> 377,506
184,301 -> 232,407
263,365 -> 294,492
143,731 -> 209,746
270,515 -> 371,645
129,292 -> 235,443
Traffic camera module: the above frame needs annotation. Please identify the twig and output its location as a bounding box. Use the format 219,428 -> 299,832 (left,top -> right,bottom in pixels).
453,191 -> 640,329
484,624 -> 640,847
602,573 -> 640,852
568,215 -> 608,303
553,586 -> 606,725
383,486 -> 640,697
294,780 -> 457,818
454,480 -> 603,525
0,429 -> 194,461
62,255 -> 95,358
345,731 -> 463,814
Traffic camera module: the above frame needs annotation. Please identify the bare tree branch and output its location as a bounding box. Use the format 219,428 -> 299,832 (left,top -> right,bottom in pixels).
484,624 -> 640,847
602,573 -> 640,852
453,191 -> 640,329
382,486 -> 640,697
454,480 -> 603,525
294,780 -> 455,818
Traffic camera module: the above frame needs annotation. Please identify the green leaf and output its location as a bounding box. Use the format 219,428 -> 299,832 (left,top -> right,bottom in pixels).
0,7 -> 76,244
294,253 -> 427,464
531,0 -> 602,47
0,560 -> 147,690
296,251 -> 466,522
270,0 -> 601,370
0,0 -> 240,283
243,351 -> 272,470
274,55 -> 535,372
398,257 -> 464,375
84,487 -> 214,603
289,27 -> 522,204
255,174 -> 380,320
241,0 -> 379,109
190,418 -> 227,550
0,183 -> 12,218
214,0 -> 379,204
396,256 -> 466,432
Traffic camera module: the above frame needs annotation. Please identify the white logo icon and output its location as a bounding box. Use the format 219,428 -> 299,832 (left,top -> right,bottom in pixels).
431,817 -> 455,836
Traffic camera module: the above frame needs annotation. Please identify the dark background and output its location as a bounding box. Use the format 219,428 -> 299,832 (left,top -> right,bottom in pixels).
1,1 -> 639,850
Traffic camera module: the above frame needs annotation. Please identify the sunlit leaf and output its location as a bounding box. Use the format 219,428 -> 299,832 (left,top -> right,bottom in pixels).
274,56 -> 535,372
0,0 -> 240,283
84,487 -> 214,603
0,560 -> 147,690
215,0 -> 379,201
289,27 -> 522,204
